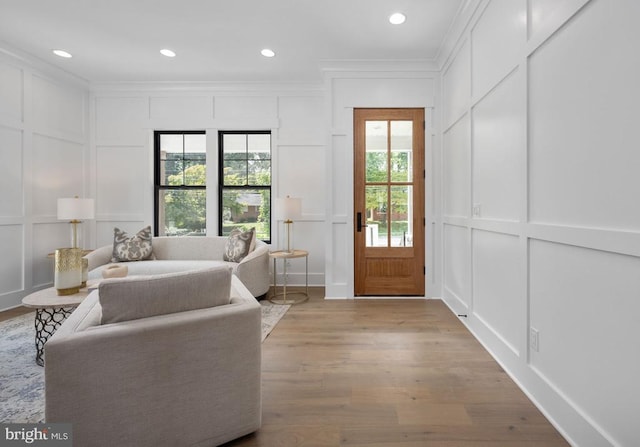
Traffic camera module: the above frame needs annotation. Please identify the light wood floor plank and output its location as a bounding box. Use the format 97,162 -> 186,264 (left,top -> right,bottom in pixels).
224,289 -> 569,446
0,289 -> 569,446
0,306 -> 32,323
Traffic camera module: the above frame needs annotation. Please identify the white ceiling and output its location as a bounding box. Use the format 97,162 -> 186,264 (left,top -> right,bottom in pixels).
0,0 -> 464,83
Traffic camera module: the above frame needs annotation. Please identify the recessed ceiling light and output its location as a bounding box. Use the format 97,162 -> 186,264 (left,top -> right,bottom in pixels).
160,49 -> 176,58
52,49 -> 72,58
261,48 -> 275,58
389,12 -> 406,25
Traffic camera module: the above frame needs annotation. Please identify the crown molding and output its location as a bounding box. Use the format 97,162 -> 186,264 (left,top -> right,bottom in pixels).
320,59 -> 439,75
0,40 -> 89,89
435,0 -> 484,70
89,80 -> 325,94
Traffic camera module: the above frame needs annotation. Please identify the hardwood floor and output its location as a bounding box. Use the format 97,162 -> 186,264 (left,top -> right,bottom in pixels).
1,290 -> 568,446
225,288 -> 569,446
0,305 -> 32,323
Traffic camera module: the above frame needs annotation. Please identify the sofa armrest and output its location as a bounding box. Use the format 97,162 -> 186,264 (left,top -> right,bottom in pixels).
239,243 -> 268,265
85,245 -> 112,271
235,244 -> 270,297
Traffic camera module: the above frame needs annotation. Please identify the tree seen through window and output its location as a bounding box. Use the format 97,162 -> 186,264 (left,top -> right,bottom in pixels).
219,131 -> 271,242
154,131 -> 206,236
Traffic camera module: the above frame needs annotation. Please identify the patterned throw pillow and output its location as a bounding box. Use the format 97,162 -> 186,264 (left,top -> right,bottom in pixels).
111,226 -> 154,262
223,228 -> 255,262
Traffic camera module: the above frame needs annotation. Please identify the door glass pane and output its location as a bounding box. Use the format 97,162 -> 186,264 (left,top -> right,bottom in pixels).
365,121 -> 388,182
390,185 -> 413,247
390,121 -> 412,182
365,185 -> 388,247
221,188 -> 271,240
158,189 -> 206,236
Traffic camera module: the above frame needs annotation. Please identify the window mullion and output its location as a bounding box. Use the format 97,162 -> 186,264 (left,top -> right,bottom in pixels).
245,134 -> 250,187
182,134 -> 186,187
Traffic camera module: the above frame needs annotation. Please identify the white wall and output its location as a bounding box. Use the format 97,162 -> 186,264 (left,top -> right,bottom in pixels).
0,45 -> 89,310
439,0 -> 640,446
323,68 -> 441,298
1,50 -> 439,304
90,84 -> 326,286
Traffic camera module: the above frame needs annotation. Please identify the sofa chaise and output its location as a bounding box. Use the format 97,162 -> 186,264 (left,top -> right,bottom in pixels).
85,235 -> 270,298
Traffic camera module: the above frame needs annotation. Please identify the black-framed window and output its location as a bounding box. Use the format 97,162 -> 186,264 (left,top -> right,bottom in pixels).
218,131 -> 271,242
154,131 -> 206,237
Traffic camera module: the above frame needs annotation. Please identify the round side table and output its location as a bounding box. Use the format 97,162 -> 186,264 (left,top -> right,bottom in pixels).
269,249 -> 309,305
22,284 -> 93,366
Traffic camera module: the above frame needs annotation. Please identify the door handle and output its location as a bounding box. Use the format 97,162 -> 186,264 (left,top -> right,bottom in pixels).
356,212 -> 367,232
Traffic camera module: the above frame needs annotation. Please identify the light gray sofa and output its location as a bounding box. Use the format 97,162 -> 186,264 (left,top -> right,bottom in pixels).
45,268 -> 262,447
86,236 -> 270,298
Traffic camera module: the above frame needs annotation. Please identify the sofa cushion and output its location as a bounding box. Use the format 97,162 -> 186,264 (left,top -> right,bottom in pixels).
111,226 -> 154,262
88,260 -> 238,281
99,266 -> 232,324
151,236 -> 226,261
223,228 -> 255,262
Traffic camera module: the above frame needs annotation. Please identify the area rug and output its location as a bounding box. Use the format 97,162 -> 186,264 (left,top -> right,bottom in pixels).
0,301 -> 289,423
260,300 -> 290,342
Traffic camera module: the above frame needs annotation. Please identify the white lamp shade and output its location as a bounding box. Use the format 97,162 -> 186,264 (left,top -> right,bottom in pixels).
276,196 -> 302,221
57,198 -> 95,220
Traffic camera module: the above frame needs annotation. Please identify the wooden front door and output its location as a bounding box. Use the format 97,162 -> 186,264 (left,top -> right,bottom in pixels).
354,108 -> 425,296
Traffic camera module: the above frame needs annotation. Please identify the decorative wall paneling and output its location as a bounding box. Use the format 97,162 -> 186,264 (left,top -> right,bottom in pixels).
439,0 -> 639,445
90,88 -> 326,286
0,48 -> 89,310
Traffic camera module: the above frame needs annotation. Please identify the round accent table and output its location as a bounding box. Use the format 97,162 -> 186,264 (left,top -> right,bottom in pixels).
269,249 -> 309,305
21,284 -> 93,366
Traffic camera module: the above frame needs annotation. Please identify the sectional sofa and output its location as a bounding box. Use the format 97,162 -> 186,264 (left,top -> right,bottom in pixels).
85,235 -> 270,298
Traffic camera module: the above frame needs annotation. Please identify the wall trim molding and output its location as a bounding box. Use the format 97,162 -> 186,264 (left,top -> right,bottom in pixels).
0,41 -> 89,89
90,81 -> 324,94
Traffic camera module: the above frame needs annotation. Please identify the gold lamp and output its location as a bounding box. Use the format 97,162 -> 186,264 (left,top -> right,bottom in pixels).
53,196 -> 94,295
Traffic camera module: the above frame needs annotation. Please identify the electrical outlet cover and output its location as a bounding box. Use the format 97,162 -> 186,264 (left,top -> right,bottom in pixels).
530,328 -> 539,352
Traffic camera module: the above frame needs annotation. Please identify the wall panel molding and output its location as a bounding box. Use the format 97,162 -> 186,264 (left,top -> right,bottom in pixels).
439,0 -> 633,445
527,223 -> 640,258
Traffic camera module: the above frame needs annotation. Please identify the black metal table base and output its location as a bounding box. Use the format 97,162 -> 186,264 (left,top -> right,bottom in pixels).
33,307 -> 74,366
